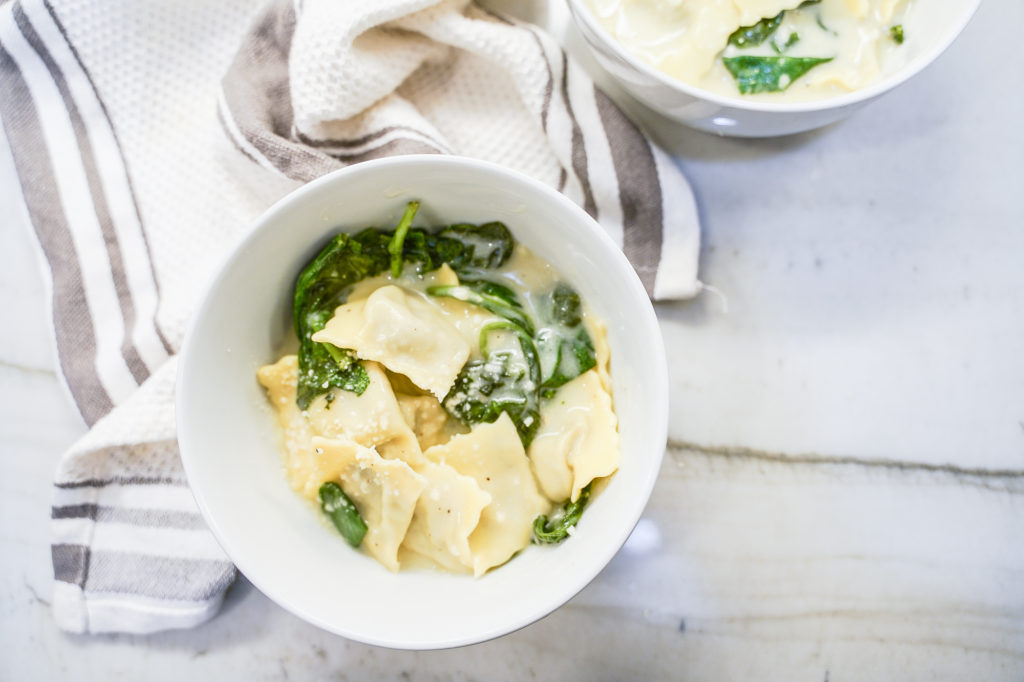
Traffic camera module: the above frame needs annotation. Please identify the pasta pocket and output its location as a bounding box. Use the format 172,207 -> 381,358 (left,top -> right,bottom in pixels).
313,436 -> 427,572
528,370 -> 621,504
426,414 -> 549,576
402,460 -> 492,571
313,285 -> 469,400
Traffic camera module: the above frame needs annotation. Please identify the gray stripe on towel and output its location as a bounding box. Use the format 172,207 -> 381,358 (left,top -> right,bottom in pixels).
52,504 -> 208,530
14,4 -> 150,384
593,86 -> 663,296
54,476 -> 188,490
559,51 -> 598,221
0,39 -> 112,424
295,125 -> 451,155
219,1 -> 338,182
325,137 -> 443,163
38,0 -> 174,356
53,543 -> 89,587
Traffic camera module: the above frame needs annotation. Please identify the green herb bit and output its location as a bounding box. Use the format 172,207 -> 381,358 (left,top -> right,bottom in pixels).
550,283 -> 583,327
535,284 -> 596,393
723,55 -> 833,94
771,31 -> 800,53
387,201 -> 420,278
532,483 -> 593,544
890,24 -> 904,44
728,11 -> 784,48
318,481 -> 367,547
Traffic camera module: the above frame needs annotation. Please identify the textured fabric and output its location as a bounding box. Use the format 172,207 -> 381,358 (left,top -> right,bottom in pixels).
0,0 -> 700,634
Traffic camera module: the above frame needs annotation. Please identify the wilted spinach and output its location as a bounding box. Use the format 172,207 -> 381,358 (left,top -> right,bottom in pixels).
722,55 -> 833,94
535,284 -> 597,398
443,341 -> 542,446
427,283 -> 535,335
292,202 -> 516,410
435,281 -> 596,445
319,481 -> 367,547
728,11 -> 785,48
293,231 -> 384,409
532,482 -> 593,544
724,0 -> 831,94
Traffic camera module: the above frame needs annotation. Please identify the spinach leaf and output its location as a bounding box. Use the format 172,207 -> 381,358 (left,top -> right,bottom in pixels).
319,481 -> 367,547
443,337 -> 542,446
427,283 -> 535,335
722,55 -> 832,94
387,201 -> 420,277
293,231 -> 385,409
392,220 -> 513,277
532,482 -> 592,544
728,11 -> 784,48
535,284 -> 597,396
463,280 -> 522,309
397,228 -> 456,273
728,0 -> 821,49
550,283 -> 583,327
537,327 -> 596,399
438,222 -> 514,273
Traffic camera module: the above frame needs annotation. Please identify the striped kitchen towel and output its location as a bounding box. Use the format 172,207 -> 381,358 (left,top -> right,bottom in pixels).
0,0 -> 700,634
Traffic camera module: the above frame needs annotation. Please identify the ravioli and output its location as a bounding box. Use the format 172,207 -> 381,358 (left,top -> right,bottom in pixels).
256,355 -> 319,498
425,413 -> 550,576
528,370 -> 620,503
313,284 -> 470,399
313,436 -> 427,572
305,361 -> 424,466
396,393 -> 459,450
401,460 -> 492,571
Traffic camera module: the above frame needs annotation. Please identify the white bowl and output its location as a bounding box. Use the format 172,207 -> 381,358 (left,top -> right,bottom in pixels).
177,156 -> 668,649
567,0 -> 981,137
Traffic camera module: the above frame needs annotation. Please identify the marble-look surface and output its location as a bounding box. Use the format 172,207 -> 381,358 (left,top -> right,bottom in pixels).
2,0 -> 1023,679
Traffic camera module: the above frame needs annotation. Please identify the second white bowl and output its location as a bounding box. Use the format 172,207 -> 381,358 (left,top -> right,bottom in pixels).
567,0 -> 981,137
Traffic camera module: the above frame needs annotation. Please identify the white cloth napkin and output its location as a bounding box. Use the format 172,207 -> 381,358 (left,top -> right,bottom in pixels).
0,0 -> 700,634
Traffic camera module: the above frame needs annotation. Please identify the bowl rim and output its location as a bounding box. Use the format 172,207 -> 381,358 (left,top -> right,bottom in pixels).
176,154 -> 670,649
566,0 -> 982,114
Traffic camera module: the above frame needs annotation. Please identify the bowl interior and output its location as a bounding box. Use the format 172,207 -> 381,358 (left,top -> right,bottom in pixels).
568,0 -> 981,113
177,156 -> 668,649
